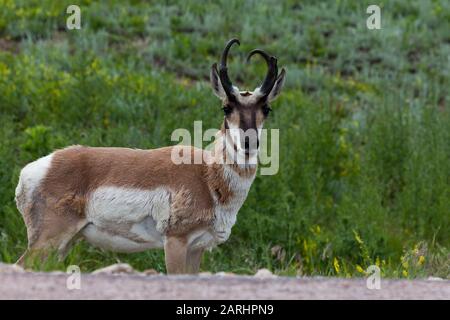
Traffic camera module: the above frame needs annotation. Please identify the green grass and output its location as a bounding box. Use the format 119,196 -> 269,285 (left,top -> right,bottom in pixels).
0,0 -> 449,278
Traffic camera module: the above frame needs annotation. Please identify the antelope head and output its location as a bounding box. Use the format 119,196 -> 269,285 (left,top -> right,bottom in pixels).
210,39 -> 286,163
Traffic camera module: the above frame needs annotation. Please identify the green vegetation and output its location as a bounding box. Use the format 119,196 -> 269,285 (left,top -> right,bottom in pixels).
0,0 -> 449,278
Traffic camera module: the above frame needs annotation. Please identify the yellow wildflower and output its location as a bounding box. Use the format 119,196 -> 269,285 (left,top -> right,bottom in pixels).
91,59 -> 100,71
333,257 -> 340,274
376,257 -> 381,267
0,62 -> 10,77
353,231 -> 363,244
418,256 -> 425,266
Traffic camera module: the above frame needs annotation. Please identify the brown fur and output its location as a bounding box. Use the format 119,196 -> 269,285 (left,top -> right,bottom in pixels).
42,144 -> 238,233
205,163 -> 234,204
43,145 -> 213,207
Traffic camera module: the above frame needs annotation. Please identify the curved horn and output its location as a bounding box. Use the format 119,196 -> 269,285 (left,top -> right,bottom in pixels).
247,49 -> 278,96
219,38 -> 240,98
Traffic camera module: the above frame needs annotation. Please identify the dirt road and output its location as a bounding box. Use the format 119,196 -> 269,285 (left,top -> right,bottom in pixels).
0,265 -> 448,299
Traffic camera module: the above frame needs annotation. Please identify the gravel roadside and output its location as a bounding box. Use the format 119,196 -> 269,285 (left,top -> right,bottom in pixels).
0,266 -> 448,300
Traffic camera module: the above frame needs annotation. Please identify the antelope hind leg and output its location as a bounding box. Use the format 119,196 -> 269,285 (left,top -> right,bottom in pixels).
17,215 -> 88,268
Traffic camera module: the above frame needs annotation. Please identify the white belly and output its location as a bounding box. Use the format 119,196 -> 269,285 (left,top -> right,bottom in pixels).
82,217 -> 164,252
82,186 -> 170,252
80,184 -> 248,253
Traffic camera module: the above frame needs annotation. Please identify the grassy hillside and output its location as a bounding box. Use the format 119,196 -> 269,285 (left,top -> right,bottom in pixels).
0,0 -> 448,278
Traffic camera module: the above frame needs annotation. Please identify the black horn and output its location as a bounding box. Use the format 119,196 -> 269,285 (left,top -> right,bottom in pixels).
219,38 -> 240,98
247,49 -> 278,96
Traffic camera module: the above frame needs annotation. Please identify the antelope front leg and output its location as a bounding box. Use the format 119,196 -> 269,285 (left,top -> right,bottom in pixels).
186,248 -> 204,274
164,236 -> 188,274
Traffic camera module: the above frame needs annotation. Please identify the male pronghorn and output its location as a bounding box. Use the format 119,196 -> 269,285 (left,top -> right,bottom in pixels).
15,39 -> 286,274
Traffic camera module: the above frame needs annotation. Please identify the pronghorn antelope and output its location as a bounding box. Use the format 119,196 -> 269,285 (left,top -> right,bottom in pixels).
15,39 -> 286,274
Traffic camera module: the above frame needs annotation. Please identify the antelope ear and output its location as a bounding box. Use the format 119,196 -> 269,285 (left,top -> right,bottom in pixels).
268,68 -> 286,102
210,63 -> 227,99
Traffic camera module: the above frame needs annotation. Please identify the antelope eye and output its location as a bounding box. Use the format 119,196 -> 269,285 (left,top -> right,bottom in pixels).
222,105 -> 233,116
262,105 -> 272,116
